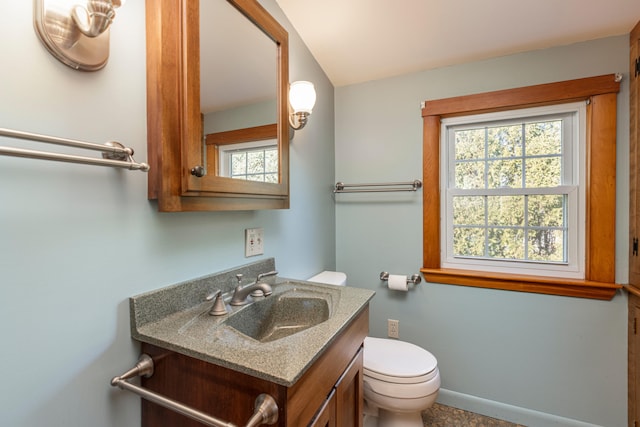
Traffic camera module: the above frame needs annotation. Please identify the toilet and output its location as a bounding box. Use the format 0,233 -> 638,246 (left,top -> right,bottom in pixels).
308,272 -> 440,427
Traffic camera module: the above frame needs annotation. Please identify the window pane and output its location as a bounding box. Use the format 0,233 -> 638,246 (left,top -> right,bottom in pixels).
453,196 -> 484,225
265,173 -> 278,183
231,153 -> 246,175
488,227 -> 524,260
487,124 -> 522,158
453,227 -> 485,257
265,148 -> 278,172
487,159 -> 522,188
525,120 -> 562,156
455,161 -> 485,189
527,229 -> 564,262
528,195 -> 565,227
248,151 -> 265,174
455,129 -> 485,160
487,196 -> 524,226
525,156 -> 561,187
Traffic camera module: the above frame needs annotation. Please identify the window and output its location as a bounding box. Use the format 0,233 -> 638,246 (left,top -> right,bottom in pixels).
204,123 -> 280,184
421,74 -> 621,300
219,140 -> 279,182
441,104 -> 585,279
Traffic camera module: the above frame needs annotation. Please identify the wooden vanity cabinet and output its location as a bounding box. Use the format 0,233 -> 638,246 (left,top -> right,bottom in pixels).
307,346 -> 363,427
140,307 -> 368,427
309,389 -> 336,427
332,348 -> 364,427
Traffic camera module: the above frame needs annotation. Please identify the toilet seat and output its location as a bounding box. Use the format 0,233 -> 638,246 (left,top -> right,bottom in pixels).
363,337 -> 438,383
363,337 -> 440,399
364,367 -> 439,384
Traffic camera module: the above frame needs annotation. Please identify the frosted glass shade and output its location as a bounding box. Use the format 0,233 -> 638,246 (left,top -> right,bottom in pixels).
289,81 -> 316,114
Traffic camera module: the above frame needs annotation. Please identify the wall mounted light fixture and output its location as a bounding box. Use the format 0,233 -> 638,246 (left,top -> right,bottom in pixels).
34,0 -> 125,71
288,81 -> 317,131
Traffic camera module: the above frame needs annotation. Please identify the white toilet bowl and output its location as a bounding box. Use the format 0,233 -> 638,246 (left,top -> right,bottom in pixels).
308,272 -> 441,427
363,336 -> 440,427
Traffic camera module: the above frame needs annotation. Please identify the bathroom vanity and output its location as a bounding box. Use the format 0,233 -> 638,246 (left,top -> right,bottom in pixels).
128,260 -> 374,427
139,308 -> 367,427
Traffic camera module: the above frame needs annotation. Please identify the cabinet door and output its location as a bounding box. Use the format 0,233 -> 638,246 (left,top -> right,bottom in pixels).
631,295 -> 640,427
335,348 -> 364,427
630,19 -> 640,427
309,389 -> 336,427
630,20 -> 640,286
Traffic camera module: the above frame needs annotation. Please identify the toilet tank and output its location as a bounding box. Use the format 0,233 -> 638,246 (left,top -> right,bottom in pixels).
308,271 -> 347,286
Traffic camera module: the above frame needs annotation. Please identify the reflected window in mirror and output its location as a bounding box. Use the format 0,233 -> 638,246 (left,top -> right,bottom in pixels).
221,140 -> 278,182
205,122 -> 278,181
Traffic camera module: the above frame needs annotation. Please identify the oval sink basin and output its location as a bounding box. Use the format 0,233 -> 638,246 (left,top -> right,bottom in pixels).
225,289 -> 332,343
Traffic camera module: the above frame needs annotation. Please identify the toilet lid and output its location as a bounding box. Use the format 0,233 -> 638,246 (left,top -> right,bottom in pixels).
364,337 -> 438,382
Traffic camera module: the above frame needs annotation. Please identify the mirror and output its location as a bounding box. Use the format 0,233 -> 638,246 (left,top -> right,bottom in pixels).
146,0 -> 289,211
200,0 -> 278,181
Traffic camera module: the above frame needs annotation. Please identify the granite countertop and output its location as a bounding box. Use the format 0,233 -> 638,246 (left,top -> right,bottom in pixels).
129,259 -> 375,387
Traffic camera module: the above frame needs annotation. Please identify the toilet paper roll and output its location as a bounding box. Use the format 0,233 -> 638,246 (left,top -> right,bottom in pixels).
388,274 -> 409,291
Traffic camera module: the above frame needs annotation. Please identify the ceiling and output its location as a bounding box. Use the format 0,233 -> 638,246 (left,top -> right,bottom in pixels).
274,0 -> 640,87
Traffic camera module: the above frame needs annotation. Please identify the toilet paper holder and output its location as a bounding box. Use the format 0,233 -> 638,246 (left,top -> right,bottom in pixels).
380,272 -> 422,285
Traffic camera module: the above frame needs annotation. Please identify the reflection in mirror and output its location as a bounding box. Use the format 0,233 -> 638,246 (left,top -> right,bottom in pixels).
205,123 -> 277,182
200,0 -> 278,180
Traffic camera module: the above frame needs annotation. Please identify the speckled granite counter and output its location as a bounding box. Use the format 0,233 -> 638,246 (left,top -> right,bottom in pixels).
129,259 -> 375,387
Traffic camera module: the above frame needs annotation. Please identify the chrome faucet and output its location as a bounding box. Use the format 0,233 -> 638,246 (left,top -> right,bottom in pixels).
230,271 -> 277,306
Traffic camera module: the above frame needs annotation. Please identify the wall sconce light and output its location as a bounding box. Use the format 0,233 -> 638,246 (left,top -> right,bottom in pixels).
34,0 -> 125,71
289,81 -> 317,131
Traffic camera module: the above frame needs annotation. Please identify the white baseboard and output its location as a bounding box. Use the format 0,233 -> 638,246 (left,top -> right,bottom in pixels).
436,389 -> 606,427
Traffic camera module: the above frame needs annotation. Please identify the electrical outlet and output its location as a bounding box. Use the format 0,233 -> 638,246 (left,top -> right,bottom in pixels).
244,228 -> 264,257
388,319 -> 399,338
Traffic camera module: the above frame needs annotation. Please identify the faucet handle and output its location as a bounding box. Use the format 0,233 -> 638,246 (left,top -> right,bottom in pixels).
256,270 -> 278,282
251,270 -> 278,297
205,289 -> 228,316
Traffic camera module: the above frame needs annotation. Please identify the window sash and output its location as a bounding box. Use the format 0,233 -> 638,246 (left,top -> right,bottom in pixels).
219,139 -> 278,182
440,103 -> 585,279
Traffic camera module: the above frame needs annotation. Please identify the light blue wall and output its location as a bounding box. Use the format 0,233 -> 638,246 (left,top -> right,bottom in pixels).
203,98 -> 276,133
0,1 -> 335,426
335,37 -> 630,426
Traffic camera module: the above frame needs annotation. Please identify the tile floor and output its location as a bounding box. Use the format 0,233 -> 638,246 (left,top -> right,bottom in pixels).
421,403 -> 526,427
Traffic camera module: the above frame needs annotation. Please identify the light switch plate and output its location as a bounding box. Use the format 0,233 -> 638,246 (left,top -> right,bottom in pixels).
245,228 -> 264,257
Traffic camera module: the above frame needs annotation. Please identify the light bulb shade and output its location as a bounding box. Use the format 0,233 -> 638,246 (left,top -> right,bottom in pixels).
289,81 -> 316,114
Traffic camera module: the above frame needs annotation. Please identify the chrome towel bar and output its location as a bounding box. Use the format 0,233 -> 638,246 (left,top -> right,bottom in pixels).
111,354 -> 278,427
0,127 -> 149,172
334,179 -> 422,193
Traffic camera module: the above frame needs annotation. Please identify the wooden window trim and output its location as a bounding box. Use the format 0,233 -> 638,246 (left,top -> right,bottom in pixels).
205,123 -> 278,147
421,74 -> 622,300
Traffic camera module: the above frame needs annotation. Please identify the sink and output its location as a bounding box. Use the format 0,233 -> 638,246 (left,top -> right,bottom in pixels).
225,286 -> 334,343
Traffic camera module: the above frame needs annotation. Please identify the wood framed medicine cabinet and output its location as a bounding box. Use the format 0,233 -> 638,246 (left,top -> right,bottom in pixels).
146,0 -> 290,211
